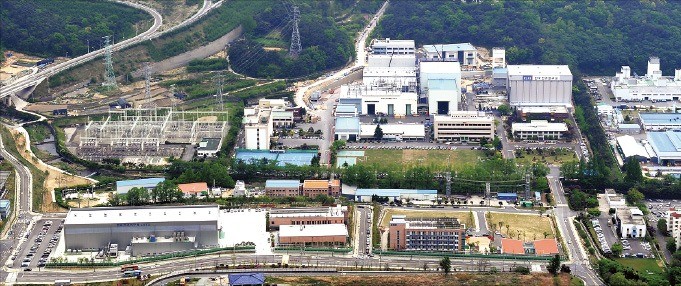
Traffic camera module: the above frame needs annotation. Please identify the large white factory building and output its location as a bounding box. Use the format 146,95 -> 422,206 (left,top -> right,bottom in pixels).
507,65 -> 573,108
611,57 -> 681,102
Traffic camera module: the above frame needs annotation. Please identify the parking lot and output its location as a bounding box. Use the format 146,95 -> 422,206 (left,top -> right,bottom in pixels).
12,219 -> 63,270
646,199 -> 681,262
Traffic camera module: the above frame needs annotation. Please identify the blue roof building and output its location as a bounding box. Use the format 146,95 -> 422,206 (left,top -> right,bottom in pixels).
115,178 -> 165,194
265,180 -> 301,189
0,199 -> 11,219
354,189 -> 437,202
228,273 -> 265,286
497,193 -> 518,202
335,116 -> 361,141
648,131 -> 681,164
639,113 -> 681,131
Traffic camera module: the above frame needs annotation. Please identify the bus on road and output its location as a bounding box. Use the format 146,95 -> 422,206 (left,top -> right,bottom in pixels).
121,265 -> 139,272
123,270 -> 142,277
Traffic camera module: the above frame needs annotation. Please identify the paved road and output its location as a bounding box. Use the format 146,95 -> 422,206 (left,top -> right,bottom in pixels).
547,166 -> 603,285
0,128 -> 35,282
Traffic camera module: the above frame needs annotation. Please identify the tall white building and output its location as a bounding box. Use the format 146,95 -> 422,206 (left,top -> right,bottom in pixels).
433,111 -> 495,142
511,120 -> 568,140
666,208 -> 681,247
369,38 -> 415,55
611,57 -> 681,102
242,99 -> 292,150
507,65 -> 573,108
492,47 -> 506,68
419,61 -> 462,115
615,207 -> 646,239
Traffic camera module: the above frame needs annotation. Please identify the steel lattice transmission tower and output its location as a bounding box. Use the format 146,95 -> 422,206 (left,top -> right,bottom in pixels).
102,36 -> 117,89
143,62 -> 154,108
288,6 -> 302,57
214,74 -> 224,111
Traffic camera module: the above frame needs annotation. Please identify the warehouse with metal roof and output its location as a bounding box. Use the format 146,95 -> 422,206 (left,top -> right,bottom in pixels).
616,135 -> 650,161
648,131 -> 681,164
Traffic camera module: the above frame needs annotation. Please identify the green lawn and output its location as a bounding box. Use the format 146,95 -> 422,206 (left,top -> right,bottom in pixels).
360,149 -> 484,171
513,148 -> 577,166
615,258 -> 664,277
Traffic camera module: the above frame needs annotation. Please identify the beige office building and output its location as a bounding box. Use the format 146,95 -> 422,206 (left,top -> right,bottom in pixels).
433,111 -> 495,142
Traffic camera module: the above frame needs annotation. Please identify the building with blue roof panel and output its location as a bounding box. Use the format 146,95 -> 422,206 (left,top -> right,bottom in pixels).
354,189 -> 437,202
228,273 -> 265,286
497,193 -> 518,202
335,117 -> 361,141
423,43 -> 478,65
648,131 -> 681,164
0,200 -> 11,220
639,113 -> 681,131
116,178 -> 165,194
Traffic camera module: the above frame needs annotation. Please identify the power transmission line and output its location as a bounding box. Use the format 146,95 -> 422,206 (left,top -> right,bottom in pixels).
102,35 -> 117,89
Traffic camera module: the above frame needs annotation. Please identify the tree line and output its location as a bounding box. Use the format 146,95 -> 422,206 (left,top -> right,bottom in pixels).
375,0 -> 681,75
1,0 -> 149,58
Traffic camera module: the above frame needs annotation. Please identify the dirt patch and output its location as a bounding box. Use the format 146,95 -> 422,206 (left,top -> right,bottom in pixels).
488,212 -> 555,241
197,115 -> 217,122
11,129 -> 92,212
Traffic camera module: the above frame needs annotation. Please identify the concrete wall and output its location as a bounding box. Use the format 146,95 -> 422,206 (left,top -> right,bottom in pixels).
303,69 -> 364,106
132,26 -> 243,78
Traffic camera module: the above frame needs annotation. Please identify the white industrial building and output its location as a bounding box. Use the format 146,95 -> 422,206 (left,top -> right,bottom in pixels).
615,135 -> 650,161
419,61 -> 462,115
507,65 -> 573,108
334,117 -> 361,141
339,83 -> 417,116
511,120 -> 568,140
335,104 -> 358,118
423,43 -> 478,66
363,66 -> 417,89
433,111 -> 495,142
369,38 -> 415,55
611,57 -> 681,102
615,207 -> 647,239
359,123 -> 425,141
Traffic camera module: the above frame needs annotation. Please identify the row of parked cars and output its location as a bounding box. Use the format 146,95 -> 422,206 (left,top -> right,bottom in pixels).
592,219 -> 612,254
17,220 -> 62,270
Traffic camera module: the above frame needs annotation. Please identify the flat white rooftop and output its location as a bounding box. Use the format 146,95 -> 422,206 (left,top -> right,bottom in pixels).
512,120 -> 568,132
279,224 -> 348,238
65,205 -> 219,225
360,123 -> 425,138
507,65 -> 572,76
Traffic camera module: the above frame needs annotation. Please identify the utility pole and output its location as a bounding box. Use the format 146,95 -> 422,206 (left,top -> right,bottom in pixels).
485,182 -> 491,206
525,172 -> 531,201
445,172 -> 451,198
288,6 -> 302,57
102,35 -> 117,89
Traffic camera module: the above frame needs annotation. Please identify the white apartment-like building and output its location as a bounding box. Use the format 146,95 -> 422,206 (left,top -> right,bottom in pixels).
423,43 -> 477,66
507,65 -> 573,108
615,207 -> 647,239
611,57 -> 681,102
666,208 -> 681,247
433,111 -> 495,142
232,180 -> 248,197
511,120 -> 568,140
242,99 -> 292,150
339,83 -> 417,116
369,38 -> 415,55
604,189 -> 626,208
419,61 -> 462,115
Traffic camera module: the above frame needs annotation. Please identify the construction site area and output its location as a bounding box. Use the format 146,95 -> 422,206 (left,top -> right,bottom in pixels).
68,107 -> 228,165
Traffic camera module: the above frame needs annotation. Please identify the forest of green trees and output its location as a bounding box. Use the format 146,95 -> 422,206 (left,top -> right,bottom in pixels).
0,0 -> 149,58
375,0 -> 681,75
229,1 -> 383,78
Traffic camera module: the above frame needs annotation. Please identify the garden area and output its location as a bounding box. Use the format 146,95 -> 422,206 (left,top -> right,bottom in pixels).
487,212 -> 555,241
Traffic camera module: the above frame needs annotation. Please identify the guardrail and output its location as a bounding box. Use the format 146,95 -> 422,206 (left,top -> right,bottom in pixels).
46,246 -> 255,268
274,247 -> 353,253
373,250 -> 561,261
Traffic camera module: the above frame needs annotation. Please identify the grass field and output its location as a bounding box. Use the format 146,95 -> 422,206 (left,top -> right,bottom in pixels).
380,208 -> 474,230
513,148 -> 577,166
360,149 -> 484,170
488,212 -> 555,241
615,258 -> 664,277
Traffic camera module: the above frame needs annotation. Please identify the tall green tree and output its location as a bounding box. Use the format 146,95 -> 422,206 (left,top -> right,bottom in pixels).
374,125 -> 383,140
547,254 -> 561,276
439,256 -> 451,275
658,219 -> 668,235
624,158 -> 644,183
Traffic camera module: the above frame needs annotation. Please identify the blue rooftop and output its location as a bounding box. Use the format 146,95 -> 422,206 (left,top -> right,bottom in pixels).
424,43 -> 476,53
266,180 -> 300,189
640,113 -> 681,125
428,79 -> 458,90
649,131 -> 681,152
235,150 -> 317,166
116,178 -> 165,188
335,117 -> 360,133
497,193 -> 518,197
355,189 -> 437,197
0,200 -> 9,208
228,273 -> 265,286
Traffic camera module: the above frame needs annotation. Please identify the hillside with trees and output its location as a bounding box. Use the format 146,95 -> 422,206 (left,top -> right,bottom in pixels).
229,1 -> 383,78
374,0 -> 681,75
0,0 -> 150,58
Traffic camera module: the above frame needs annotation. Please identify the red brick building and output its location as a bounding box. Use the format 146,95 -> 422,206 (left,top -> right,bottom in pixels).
302,180 -> 341,197
269,205 -> 348,230
277,224 -> 348,246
